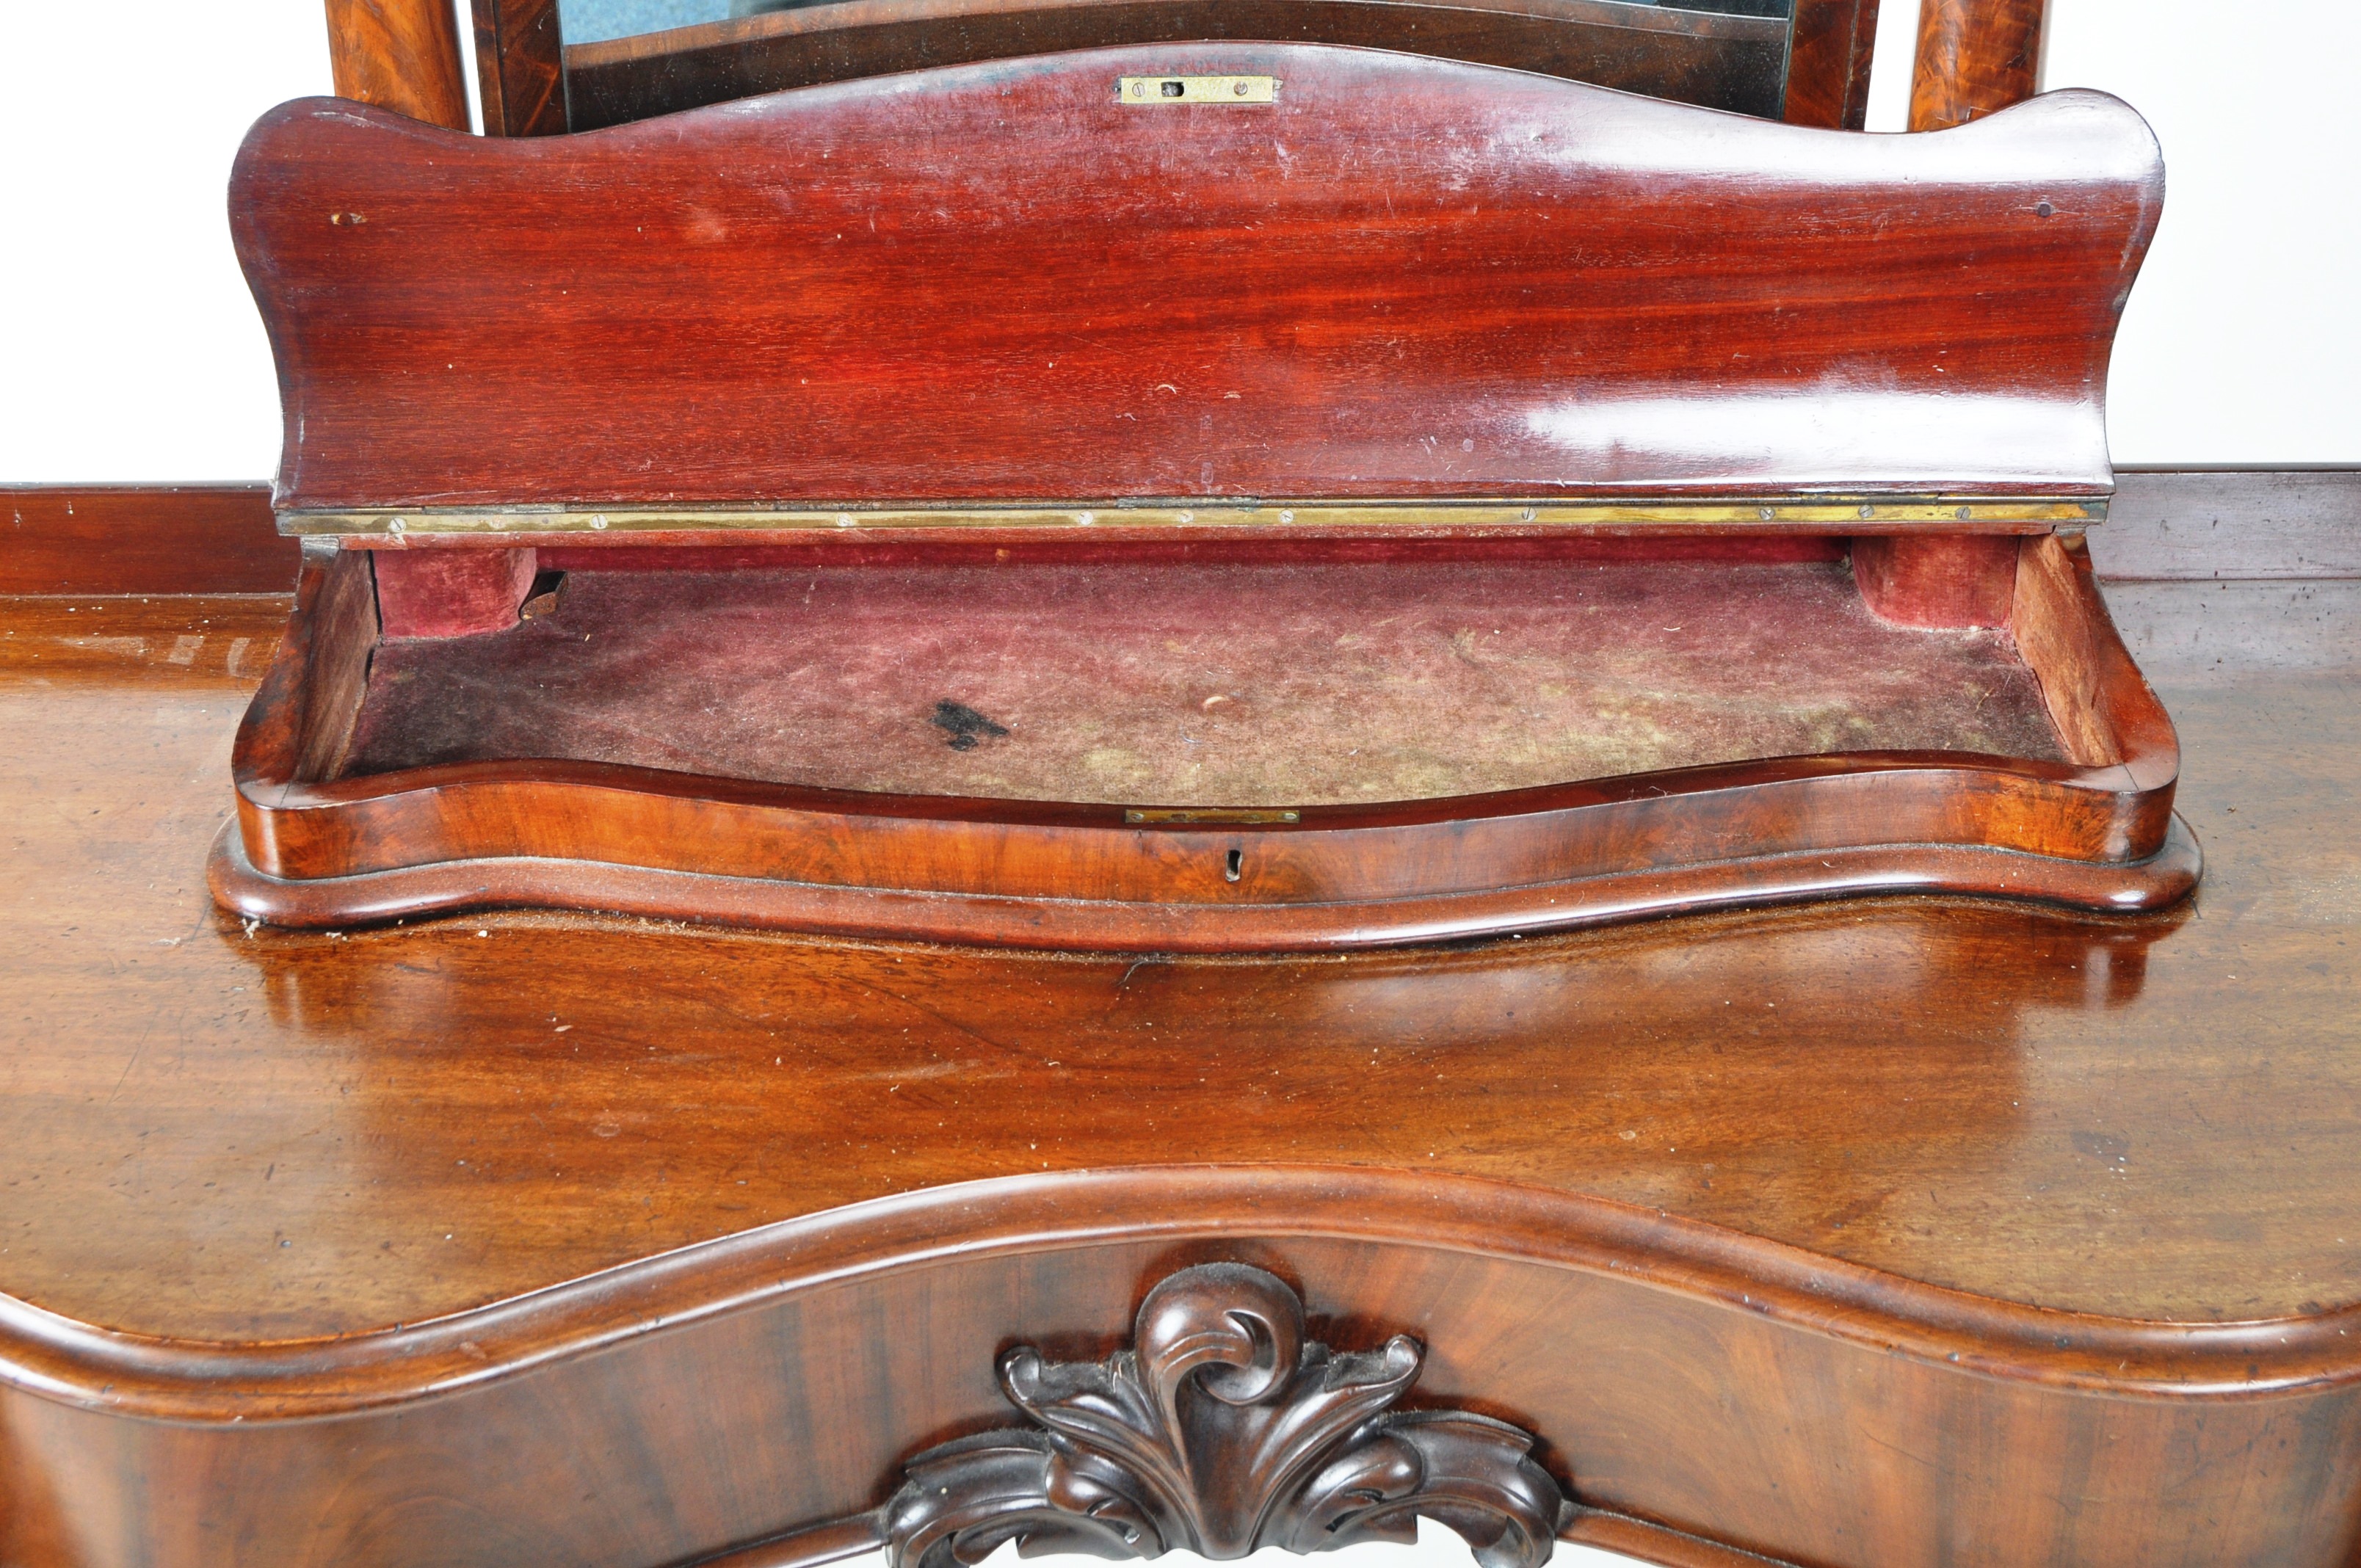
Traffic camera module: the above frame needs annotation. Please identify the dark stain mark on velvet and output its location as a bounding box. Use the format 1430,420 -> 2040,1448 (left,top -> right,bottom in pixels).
932,700 -> 1011,751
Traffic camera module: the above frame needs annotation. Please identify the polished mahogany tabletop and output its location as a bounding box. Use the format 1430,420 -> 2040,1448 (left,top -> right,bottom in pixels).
0,567 -> 2351,1346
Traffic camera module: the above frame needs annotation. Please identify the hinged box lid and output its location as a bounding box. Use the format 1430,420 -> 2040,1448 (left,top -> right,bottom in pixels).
230,43 -> 2161,544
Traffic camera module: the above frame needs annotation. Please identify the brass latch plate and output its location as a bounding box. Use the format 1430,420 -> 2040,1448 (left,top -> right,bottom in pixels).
1125,809 -> 1300,825
1118,75 -> 1279,104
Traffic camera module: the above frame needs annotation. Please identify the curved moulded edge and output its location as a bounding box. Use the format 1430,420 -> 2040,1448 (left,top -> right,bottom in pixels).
208,813 -> 2205,951
0,1161 -> 2351,1426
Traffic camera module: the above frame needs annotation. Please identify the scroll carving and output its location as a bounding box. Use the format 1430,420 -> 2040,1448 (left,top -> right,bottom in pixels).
882,1263 -> 1570,1568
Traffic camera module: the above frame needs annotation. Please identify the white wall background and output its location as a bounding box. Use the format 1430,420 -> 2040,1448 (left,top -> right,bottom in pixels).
1,1 -> 2355,483
2,1 -> 320,484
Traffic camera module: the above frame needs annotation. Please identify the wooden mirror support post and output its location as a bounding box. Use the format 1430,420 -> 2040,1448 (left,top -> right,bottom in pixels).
1912,0 -> 2046,131
323,0 -> 471,130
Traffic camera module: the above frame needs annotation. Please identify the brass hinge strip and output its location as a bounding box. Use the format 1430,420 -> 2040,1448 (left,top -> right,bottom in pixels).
280,497 -> 2107,539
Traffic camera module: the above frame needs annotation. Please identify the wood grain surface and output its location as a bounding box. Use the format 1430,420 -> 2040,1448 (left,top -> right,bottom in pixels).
1780,0 -> 1881,129
0,559 -> 2356,1564
232,47 -> 2162,512
469,0 -> 569,135
2095,468 -> 2361,581
874,1259 -> 1569,1568
18,1183 -> 2361,1567
0,578 -> 2346,1335
216,532 -> 2191,946
1854,0 -> 2053,629
1910,0 -> 2044,131
1,487 -> 291,595
324,0 -> 473,129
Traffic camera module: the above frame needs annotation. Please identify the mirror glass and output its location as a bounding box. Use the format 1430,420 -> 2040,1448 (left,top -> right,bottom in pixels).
562,1 -> 724,44
562,0 -> 1794,37
554,0 -> 1811,128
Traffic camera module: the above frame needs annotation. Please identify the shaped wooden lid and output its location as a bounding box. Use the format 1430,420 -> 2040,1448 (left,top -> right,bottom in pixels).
231,43 -> 2162,535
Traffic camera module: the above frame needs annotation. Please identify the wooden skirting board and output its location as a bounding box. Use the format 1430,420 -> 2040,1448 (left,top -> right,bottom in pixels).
1,486 -> 292,595
2095,468 -> 2361,580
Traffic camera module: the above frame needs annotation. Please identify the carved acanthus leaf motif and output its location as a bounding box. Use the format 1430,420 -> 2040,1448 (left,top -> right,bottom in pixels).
882,1263 -> 1569,1568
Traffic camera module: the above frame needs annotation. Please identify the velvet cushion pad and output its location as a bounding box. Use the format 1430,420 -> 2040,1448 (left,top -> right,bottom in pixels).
346,559 -> 2068,805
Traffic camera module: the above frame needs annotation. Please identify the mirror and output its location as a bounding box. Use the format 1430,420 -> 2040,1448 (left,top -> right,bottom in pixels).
537,0 -> 1862,134
560,1 -> 727,45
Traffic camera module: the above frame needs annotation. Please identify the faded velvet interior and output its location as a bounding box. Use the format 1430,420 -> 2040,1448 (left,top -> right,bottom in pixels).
344,556 -> 2069,804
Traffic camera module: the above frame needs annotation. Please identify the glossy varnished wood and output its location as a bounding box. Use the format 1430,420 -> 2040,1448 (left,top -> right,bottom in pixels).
232,50 -> 2161,511
323,0 -> 473,129
0,542 -> 2356,1563
1780,0 -> 1880,130
214,534 -> 2191,948
1,486 -> 292,595
469,0 -> 568,135
877,1260 -> 1567,1568
1910,0 -> 2044,131
1860,0 -> 2048,598
217,50 -> 2183,944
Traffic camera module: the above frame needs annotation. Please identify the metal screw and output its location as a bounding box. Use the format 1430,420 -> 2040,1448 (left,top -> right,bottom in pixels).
589,514 -> 609,529
1178,510 -> 1194,523
387,517 -> 406,533
1858,504 -> 1875,518
1077,511 -> 1095,525
835,513 -> 854,526
1521,507 -> 1537,522
1234,80 -> 1250,96
1280,509 -> 1294,523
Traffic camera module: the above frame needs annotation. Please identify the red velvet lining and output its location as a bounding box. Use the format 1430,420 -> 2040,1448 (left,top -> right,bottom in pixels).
373,548 -> 537,639
345,559 -> 2067,804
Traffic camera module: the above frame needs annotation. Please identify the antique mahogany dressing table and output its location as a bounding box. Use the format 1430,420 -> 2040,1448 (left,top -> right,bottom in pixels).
6,3 -> 2361,1566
